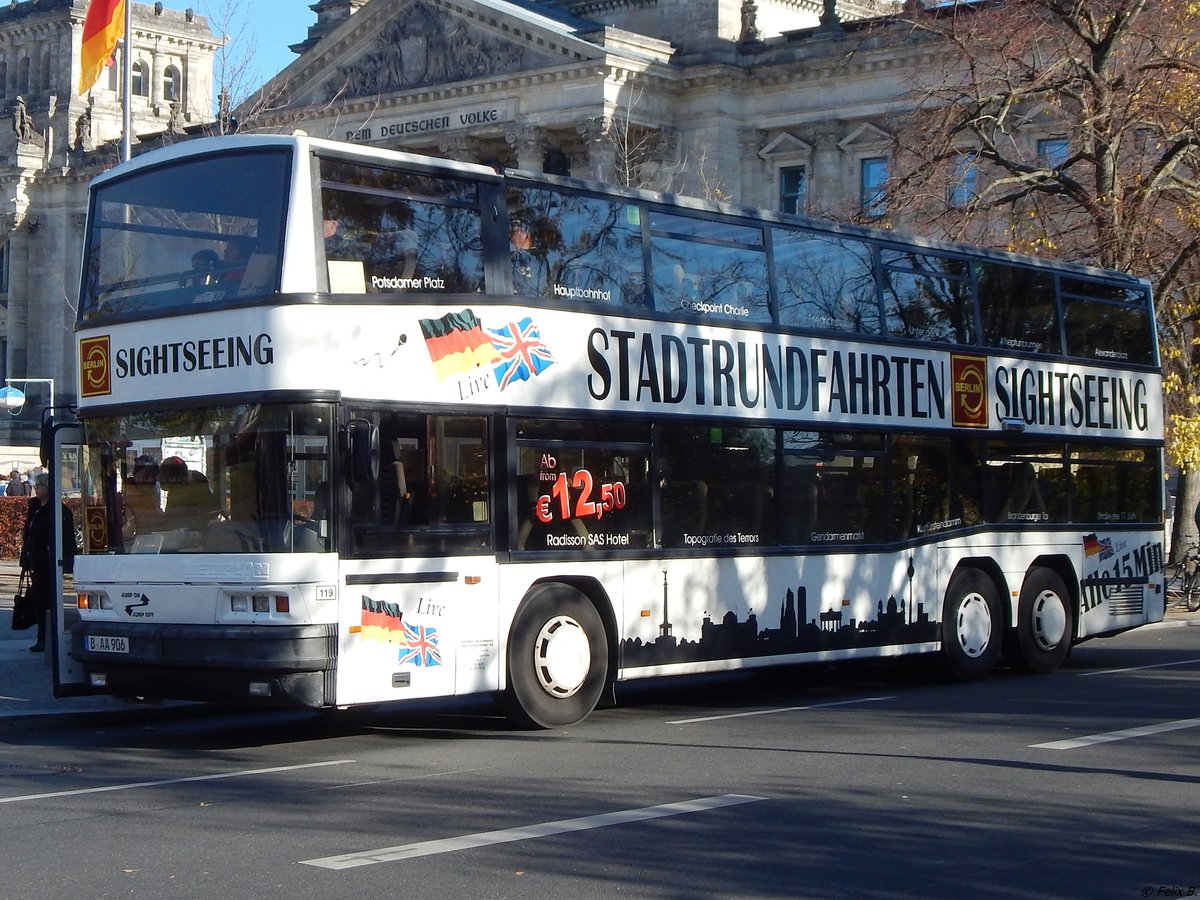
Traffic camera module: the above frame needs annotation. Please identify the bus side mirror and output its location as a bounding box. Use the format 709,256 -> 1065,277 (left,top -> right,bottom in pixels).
348,419 -> 379,483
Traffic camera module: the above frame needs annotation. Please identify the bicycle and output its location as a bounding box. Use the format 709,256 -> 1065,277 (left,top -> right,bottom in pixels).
1165,544 -> 1200,612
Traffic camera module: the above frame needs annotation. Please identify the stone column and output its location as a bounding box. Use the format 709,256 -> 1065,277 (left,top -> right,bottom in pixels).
438,135 -> 474,163
577,117 -> 615,183
151,49 -> 164,109
738,127 -> 766,208
505,126 -> 544,172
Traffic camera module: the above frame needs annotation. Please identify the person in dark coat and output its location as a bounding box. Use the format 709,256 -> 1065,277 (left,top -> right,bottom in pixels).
19,472 -> 75,652
6,469 -> 28,496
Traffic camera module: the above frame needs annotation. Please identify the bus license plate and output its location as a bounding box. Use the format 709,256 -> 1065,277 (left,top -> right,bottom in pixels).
86,635 -> 129,654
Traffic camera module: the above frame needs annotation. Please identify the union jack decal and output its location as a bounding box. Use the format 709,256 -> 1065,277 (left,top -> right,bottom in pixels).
398,621 -> 442,667
487,317 -> 555,390
1083,533 -> 1114,560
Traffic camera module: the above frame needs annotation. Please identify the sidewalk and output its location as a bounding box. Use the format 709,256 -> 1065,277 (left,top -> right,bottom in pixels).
0,558 -> 204,729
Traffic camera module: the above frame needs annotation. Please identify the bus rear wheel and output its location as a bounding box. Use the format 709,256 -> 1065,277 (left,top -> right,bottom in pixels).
941,569 -> 1002,680
504,584 -> 608,729
1004,568 -> 1073,674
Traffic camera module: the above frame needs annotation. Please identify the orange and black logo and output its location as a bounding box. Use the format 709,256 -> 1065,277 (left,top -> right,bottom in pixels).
950,353 -> 988,428
79,336 -> 111,398
84,505 -> 109,553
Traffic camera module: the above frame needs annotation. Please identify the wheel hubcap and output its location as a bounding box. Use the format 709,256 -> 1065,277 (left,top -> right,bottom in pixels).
955,592 -> 993,658
533,615 -> 590,698
1031,589 -> 1067,651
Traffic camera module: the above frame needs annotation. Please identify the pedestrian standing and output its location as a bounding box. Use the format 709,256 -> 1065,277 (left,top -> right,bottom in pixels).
5,469 -> 28,496
19,472 -> 74,651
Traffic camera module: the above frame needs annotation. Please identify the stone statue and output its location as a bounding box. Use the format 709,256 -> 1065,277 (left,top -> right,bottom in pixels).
74,96 -> 94,150
740,0 -> 761,44
12,95 -> 33,143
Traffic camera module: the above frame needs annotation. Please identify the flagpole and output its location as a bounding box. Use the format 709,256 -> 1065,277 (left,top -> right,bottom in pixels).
120,0 -> 131,161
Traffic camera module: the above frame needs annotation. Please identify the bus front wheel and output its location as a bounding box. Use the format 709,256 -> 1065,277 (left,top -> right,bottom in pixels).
941,569 -> 1002,680
504,584 -> 608,729
1004,567 -> 1073,674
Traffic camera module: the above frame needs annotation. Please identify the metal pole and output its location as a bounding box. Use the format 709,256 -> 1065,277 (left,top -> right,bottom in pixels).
120,0 -> 132,162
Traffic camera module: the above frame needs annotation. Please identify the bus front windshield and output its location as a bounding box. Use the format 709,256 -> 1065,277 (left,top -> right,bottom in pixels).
79,402 -> 333,555
80,148 -> 291,320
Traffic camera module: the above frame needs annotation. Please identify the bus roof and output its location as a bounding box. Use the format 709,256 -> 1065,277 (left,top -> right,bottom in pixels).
90,132 -> 505,189
92,132 -> 1151,291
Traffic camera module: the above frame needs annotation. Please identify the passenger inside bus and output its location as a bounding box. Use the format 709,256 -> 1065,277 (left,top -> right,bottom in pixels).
298,480 -> 331,550
122,455 -> 162,535
219,236 -> 254,285
184,249 -> 220,287
159,457 -> 216,531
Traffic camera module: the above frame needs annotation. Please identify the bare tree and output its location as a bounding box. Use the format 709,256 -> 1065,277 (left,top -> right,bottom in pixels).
195,0 -> 319,135
873,0 -> 1200,551
599,86 -> 730,200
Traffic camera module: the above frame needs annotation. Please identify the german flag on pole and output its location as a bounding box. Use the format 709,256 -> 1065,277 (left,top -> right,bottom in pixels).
79,0 -> 125,94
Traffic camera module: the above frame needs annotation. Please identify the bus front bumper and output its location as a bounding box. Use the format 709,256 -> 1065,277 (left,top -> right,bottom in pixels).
70,622 -> 338,708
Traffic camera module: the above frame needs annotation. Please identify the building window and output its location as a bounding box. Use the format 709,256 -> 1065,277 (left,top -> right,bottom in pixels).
860,157 -> 888,219
543,147 -> 569,177
0,239 -> 9,293
16,57 -> 29,94
0,63 -> 7,100
39,55 -> 50,93
163,65 -> 181,102
947,151 -> 978,208
1038,137 -> 1069,169
780,166 -> 807,215
132,61 -> 148,97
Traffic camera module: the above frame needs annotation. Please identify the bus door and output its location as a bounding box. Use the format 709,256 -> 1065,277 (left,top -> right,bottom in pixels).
47,420 -> 99,696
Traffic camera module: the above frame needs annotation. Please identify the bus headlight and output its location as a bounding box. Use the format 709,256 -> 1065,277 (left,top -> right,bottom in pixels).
77,591 -> 113,610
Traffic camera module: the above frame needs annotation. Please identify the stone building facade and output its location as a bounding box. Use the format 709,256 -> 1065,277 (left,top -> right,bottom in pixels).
0,0 -> 218,455
254,0 -> 916,223
3,0 -> 946,454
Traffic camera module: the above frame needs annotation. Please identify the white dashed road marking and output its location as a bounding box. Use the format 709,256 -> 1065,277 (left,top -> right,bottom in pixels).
0,759 -> 356,804
301,793 -> 768,870
1031,718 -> 1200,750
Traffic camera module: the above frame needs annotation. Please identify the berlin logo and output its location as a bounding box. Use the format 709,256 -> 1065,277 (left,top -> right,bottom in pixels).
79,335 -> 111,397
951,353 -> 988,428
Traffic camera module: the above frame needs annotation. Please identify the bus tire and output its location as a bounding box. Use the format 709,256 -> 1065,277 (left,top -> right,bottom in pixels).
1005,568 -> 1073,674
941,569 -> 1001,680
504,583 -> 608,729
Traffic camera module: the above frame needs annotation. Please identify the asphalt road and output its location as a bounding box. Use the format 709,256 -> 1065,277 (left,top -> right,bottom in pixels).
0,618 -> 1197,900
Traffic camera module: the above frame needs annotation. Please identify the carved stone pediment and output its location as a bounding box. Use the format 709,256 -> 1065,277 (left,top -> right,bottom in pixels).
328,1 -> 563,99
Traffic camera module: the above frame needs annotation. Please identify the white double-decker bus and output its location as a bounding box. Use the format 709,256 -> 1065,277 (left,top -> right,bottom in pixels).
54,134 -> 1164,726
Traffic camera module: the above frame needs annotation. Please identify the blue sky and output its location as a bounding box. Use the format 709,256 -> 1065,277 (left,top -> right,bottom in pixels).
167,1 -> 314,89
